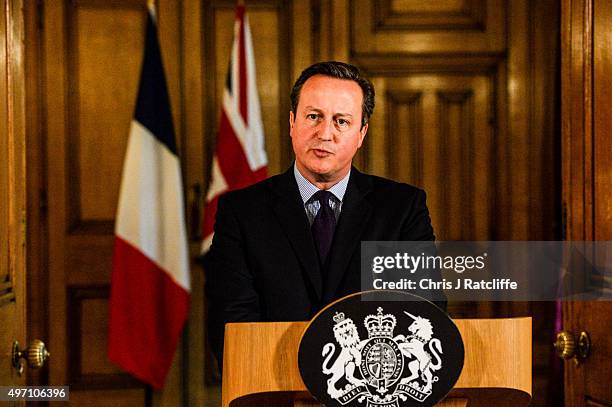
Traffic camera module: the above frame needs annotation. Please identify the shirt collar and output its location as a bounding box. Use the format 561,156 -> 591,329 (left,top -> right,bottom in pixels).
294,162 -> 350,204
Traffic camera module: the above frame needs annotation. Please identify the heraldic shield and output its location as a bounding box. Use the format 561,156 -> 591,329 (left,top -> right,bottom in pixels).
298,291 -> 464,407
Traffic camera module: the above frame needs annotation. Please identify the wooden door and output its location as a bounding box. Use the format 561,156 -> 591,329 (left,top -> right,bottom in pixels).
0,0 -> 27,395
562,0 -> 612,405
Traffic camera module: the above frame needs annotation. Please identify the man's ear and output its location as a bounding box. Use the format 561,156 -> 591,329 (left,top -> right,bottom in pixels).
357,123 -> 368,148
289,111 -> 295,137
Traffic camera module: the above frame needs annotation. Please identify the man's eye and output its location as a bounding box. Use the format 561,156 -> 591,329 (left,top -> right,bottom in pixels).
336,118 -> 350,127
306,113 -> 319,120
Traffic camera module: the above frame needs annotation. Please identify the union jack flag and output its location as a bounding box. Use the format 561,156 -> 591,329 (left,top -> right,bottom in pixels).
201,5 -> 268,253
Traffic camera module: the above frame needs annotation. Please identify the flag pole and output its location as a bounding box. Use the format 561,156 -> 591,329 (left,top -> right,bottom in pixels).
147,0 -> 156,20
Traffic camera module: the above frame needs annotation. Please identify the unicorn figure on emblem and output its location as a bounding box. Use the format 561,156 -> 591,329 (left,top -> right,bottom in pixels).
394,311 -> 444,394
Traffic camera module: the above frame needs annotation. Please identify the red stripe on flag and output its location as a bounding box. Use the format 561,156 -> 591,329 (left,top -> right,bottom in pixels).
237,6 -> 248,124
108,237 -> 189,389
201,194 -> 219,238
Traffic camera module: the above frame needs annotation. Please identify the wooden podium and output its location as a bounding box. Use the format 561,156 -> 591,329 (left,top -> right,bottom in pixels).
222,318 -> 531,407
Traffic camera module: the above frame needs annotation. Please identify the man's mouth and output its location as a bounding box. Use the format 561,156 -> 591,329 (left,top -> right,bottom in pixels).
312,148 -> 333,157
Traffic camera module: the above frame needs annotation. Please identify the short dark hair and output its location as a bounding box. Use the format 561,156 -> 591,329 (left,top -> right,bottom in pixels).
290,61 -> 375,128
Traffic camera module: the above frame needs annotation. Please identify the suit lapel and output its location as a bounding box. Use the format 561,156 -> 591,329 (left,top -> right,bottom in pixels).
270,168 -> 323,299
323,168 -> 373,301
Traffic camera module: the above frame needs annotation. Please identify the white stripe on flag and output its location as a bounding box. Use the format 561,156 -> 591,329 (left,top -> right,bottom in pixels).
205,156 -> 228,201
115,120 -> 190,291
223,89 -> 267,171
200,234 -> 214,254
243,14 -> 267,169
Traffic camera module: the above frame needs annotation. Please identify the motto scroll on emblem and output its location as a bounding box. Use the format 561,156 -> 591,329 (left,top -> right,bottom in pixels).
321,307 -> 443,406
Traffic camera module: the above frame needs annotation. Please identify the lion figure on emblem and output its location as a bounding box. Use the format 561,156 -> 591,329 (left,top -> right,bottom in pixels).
321,313 -> 366,398
394,312 -> 443,393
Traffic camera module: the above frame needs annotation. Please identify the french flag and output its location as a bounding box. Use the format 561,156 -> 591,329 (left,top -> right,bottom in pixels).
201,5 -> 268,253
108,5 -> 190,390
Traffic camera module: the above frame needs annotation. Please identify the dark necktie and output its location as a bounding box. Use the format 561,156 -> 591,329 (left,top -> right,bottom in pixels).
311,190 -> 336,265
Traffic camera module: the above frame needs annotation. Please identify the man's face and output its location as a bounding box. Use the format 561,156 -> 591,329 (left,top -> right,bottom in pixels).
290,75 -> 368,185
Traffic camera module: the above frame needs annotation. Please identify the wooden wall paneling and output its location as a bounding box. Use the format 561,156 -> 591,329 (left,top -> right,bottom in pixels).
315,0 -> 351,63
10,0 -> 27,380
64,3 -> 146,284
68,389 -> 146,407
385,90 -> 423,185
506,0 -> 532,241
560,0 -> 589,401
502,0 -> 559,242
158,0 -> 182,145
43,1 -> 186,404
66,286 -> 138,388
494,40 -> 510,241
24,0 -> 50,389
352,0 -> 505,54
66,4 -> 144,233
364,75 -> 386,176
7,0 -> 24,322
331,0 -> 350,62
561,0 -> 612,404
466,76 -> 494,241
155,5 -> 187,406
45,0 -> 70,389
374,0 -> 487,31
181,0 -> 206,404
356,65 -> 496,241
512,2 -> 560,396
349,51 -> 506,243
561,0 -> 591,244
291,0 -> 313,79
315,0 -> 329,61
277,1 -> 294,169
438,89 -> 475,240
0,0 -> 9,291
531,0 -> 560,241
0,0 -> 27,389
593,0 -> 612,242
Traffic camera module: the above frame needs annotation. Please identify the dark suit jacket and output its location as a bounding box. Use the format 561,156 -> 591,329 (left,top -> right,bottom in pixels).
203,166 -> 445,363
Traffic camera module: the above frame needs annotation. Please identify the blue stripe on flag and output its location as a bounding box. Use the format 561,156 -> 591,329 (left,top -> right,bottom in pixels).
134,12 -> 177,155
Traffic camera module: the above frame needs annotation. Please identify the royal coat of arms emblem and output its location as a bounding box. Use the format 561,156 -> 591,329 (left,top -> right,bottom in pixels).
320,307 -> 444,406
298,291 -> 464,407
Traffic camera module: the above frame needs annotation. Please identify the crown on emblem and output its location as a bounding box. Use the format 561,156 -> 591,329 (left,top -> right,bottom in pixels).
364,307 -> 396,338
333,312 -> 346,324
332,311 -> 355,333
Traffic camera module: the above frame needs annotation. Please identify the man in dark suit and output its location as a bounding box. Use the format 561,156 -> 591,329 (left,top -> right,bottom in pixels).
203,61 -> 444,364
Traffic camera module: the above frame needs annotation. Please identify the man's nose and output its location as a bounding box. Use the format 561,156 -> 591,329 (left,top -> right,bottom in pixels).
316,119 -> 336,141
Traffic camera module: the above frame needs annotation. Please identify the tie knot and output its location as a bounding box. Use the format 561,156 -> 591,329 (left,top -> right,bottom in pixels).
313,190 -> 334,207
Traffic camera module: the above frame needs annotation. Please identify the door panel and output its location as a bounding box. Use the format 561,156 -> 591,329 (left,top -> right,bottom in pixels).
366,73 -> 494,240
353,0 -> 505,53
562,0 -> 612,405
0,0 -> 27,393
